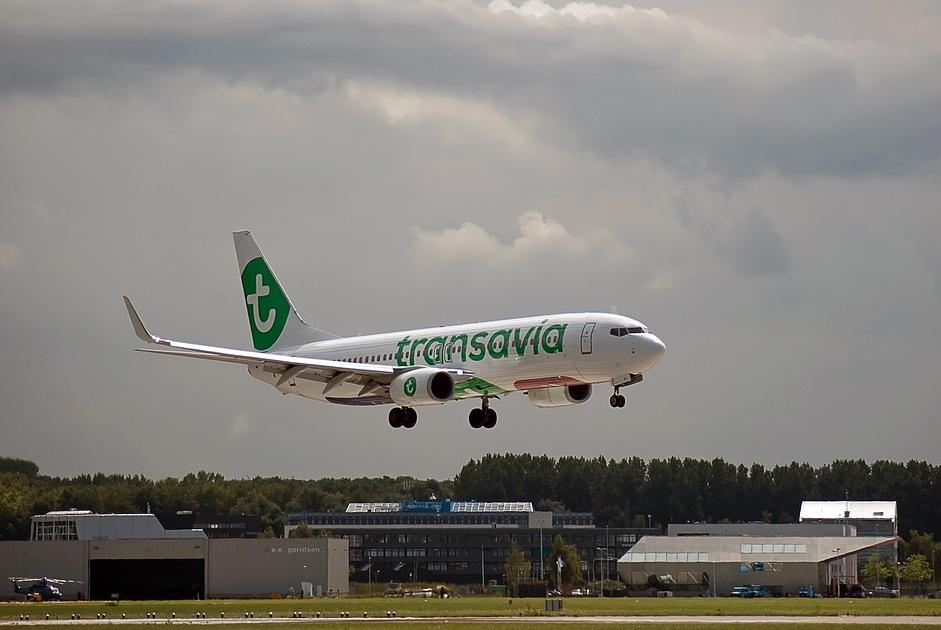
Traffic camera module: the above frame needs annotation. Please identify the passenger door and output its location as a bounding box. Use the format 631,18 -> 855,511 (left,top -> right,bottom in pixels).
580,322 -> 595,355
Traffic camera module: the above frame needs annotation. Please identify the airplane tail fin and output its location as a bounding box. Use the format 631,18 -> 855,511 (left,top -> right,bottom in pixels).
233,230 -> 338,351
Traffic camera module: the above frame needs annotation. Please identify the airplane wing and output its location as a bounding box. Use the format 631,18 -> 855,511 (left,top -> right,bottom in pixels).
123,297 -> 472,393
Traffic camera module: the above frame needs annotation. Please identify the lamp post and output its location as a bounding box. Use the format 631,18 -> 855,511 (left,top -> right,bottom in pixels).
539,527 -> 544,581
596,547 -> 607,598
480,545 -> 485,594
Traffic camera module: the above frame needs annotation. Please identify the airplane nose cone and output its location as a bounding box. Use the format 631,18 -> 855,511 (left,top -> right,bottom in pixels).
649,333 -> 666,359
635,333 -> 666,370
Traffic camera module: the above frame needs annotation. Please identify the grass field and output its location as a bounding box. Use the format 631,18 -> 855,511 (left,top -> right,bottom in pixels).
4,625 -> 937,630
1,596 -> 940,621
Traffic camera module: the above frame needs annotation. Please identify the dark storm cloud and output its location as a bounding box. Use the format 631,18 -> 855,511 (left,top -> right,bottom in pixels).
2,0 -> 940,179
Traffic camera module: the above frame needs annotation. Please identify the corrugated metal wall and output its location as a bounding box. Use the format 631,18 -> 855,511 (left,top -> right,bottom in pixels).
1,538 -> 348,599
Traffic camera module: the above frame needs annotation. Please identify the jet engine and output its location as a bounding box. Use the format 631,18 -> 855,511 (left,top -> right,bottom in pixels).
526,384 -> 592,408
390,368 -> 455,406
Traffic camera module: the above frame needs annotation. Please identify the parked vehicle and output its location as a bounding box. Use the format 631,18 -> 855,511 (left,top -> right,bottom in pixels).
869,586 -> 900,598
747,584 -> 767,598
730,586 -> 750,598
847,584 -> 867,598
798,585 -> 816,598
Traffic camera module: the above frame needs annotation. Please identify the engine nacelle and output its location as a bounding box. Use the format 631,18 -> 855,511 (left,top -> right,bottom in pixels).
390,368 -> 455,406
526,384 -> 592,408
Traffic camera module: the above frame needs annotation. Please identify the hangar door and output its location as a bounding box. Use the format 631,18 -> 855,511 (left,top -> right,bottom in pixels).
90,559 -> 204,600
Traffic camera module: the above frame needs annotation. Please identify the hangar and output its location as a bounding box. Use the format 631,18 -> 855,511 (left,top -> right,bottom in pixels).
617,535 -> 896,596
1,512 -> 348,600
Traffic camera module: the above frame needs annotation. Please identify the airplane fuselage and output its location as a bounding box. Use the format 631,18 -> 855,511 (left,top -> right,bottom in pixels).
247,312 -> 665,404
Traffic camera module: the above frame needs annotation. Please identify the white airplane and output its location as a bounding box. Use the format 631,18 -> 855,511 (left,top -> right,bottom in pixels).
124,230 -> 665,429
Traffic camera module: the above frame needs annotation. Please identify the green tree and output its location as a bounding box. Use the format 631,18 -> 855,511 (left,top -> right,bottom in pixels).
899,554 -> 933,593
549,534 -> 582,586
288,523 -> 316,538
861,554 -> 893,587
0,457 -> 39,478
503,540 -> 528,596
536,499 -> 567,513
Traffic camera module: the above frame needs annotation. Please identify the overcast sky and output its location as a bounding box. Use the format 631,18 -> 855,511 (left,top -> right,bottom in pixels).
1,0 -> 939,480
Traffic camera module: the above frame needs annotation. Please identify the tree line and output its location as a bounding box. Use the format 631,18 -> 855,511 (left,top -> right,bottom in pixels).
2,455 -> 939,550
454,454 -> 941,535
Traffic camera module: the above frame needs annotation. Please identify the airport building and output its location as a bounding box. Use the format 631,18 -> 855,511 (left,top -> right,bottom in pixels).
617,535 -> 896,596
667,523 -> 855,538
287,501 -> 654,587
799,500 -> 898,569
30,510 -> 207,541
1,511 -> 348,600
157,512 -> 264,539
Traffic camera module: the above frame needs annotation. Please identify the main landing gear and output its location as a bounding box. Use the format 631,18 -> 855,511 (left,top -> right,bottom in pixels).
468,397 -> 497,429
388,406 -> 417,429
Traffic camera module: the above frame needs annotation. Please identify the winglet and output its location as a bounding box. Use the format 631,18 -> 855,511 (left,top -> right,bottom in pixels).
123,296 -> 159,344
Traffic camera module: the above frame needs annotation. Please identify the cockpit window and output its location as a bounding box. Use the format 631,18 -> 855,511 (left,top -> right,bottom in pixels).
610,326 -> 647,336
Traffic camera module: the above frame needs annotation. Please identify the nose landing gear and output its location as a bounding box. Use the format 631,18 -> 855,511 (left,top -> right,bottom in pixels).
469,397 -> 497,429
609,389 -> 626,408
610,374 -> 642,409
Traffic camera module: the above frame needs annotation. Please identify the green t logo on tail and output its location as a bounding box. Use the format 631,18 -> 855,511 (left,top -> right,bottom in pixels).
241,257 -> 289,351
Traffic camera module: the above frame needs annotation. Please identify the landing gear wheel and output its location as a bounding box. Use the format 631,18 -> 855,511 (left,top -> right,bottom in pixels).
468,408 -> 484,429
610,388 -> 627,408
482,408 -> 497,429
402,407 -> 418,428
388,407 -> 404,428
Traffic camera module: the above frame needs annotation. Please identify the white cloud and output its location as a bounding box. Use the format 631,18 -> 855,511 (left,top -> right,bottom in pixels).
489,0 -> 669,22
341,80 -> 535,149
411,211 -> 629,266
